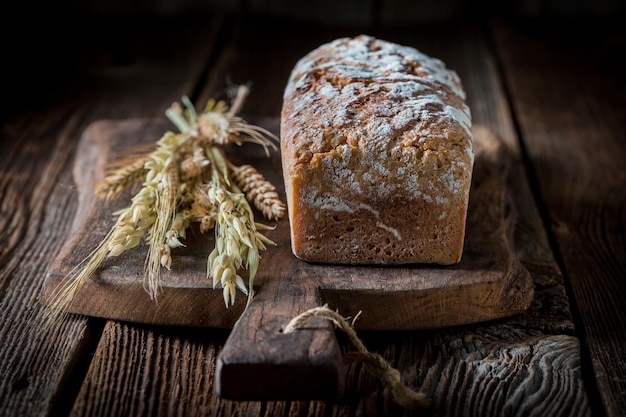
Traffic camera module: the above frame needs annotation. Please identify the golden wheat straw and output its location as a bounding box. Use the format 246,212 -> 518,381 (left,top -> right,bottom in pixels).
204,97 -> 228,114
227,117 -> 278,156
46,85 -> 285,328
42,230 -> 113,330
226,84 -> 249,117
145,161 -> 179,299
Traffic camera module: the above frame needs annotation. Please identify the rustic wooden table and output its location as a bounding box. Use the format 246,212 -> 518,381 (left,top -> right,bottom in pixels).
1,10 -> 624,417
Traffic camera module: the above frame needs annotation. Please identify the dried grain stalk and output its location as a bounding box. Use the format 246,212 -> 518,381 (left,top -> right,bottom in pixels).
46,85 -> 285,327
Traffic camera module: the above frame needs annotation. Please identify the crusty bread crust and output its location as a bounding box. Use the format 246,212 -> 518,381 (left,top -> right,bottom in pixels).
281,35 -> 474,265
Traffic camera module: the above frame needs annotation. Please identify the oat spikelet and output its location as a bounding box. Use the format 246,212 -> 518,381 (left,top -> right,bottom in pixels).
230,164 -> 285,221
204,186 -> 270,307
44,179 -> 158,328
202,144 -> 278,307
166,209 -> 192,249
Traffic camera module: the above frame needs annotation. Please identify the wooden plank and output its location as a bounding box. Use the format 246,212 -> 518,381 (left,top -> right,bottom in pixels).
69,322 -> 232,416
42,118 -> 532,330
39,117 -> 534,402
492,18 -> 626,417
216,123 -> 534,400
0,108 -> 94,417
424,26 -> 575,334
40,119 -> 246,328
0,14 -> 225,417
68,16 -> 590,416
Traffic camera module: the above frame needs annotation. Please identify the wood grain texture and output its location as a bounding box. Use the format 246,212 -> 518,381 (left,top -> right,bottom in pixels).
492,19 -> 626,417
215,266 -> 345,401
67,17 -> 589,417
72,324 -> 590,417
455,28 -> 576,335
0,109 -> 93,417
70,322 -> 230,417
379,25 -> 575,335
41,116 -> 534,400
0,15 -> 225,417
350,330 -> 590,417
0,11 -> 602,417
42,118 -> 533,331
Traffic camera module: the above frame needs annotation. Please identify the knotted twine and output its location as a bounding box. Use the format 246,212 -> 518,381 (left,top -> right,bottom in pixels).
283,305 -> 430,410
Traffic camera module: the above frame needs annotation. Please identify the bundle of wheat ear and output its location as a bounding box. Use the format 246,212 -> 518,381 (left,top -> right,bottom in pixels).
46,85 -> 285,325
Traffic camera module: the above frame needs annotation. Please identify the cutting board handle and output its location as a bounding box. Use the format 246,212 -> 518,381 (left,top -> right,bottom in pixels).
216,270 -> 345,400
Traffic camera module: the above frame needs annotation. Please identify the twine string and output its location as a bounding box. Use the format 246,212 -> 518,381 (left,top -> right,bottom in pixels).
283,305 -> 430,409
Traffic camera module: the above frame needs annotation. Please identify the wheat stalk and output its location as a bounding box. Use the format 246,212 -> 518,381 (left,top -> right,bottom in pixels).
45,85 -> 285,327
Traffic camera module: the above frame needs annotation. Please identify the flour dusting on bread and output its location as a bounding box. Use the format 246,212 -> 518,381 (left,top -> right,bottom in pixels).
281,35 -> 474,265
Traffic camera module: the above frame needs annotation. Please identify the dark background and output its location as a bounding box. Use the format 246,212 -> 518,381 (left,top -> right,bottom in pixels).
8,0 -> 626,22
4,0 -> 625,118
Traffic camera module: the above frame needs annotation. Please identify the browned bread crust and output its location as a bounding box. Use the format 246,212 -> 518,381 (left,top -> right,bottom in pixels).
281,35 -> 474,265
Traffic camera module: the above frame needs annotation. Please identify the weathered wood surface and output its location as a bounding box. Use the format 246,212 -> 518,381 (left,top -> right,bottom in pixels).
43,119 -> 532,331
492,19 -> 626,417
1,10 -> 621,417
65,18 -> 589,416
0,14 -> 225,417
40,118 -> 250,328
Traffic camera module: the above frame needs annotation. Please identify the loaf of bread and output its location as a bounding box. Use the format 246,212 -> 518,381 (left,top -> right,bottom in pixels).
280,35 -> 474,265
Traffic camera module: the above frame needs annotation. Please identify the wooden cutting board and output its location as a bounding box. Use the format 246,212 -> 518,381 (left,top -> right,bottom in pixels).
43,118 -> 533,400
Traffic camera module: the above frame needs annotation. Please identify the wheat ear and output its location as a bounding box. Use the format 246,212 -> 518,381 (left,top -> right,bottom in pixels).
230,163 -> 285,221
98,154 -> 150,197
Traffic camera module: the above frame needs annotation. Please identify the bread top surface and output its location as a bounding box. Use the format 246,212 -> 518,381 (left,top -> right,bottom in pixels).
281,34 -> 474,204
